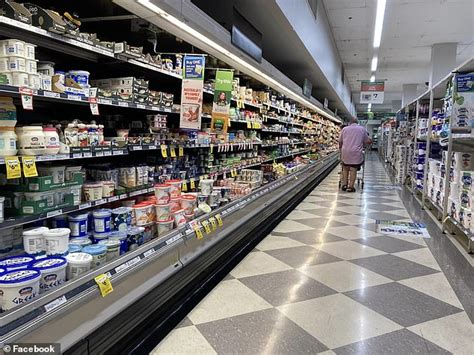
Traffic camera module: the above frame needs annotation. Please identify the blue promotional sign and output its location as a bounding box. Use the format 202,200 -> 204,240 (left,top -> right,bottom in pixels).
183,55 -> 205,80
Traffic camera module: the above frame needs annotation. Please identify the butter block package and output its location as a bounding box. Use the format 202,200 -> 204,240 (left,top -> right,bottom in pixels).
460,171 -> 474,191
459,207 -> 472,230
460,189 -> 472,209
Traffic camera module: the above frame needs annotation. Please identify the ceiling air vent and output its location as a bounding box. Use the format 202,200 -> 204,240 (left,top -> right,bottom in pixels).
308,0 -> 318,21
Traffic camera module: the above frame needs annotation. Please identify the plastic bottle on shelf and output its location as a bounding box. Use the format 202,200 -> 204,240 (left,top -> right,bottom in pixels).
88,124 -> 99,146
98,124 -> 104,145
0,127 -> 17,157
77,123 -> 88,147
64,123 -> 78,147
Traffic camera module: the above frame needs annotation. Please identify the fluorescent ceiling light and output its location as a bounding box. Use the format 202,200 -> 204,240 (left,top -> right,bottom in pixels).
370,75 -> 375,82
135,0 -> 340,123
373,0 -> 387,48
371,57 -> 378,71
367,103 -> 372,110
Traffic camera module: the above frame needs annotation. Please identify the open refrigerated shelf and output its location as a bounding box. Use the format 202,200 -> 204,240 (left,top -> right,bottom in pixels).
0,152 -> 339,350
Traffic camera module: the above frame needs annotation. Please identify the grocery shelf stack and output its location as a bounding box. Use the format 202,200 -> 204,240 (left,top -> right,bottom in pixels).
0,1 -> 341,349
393,57 -> 474,253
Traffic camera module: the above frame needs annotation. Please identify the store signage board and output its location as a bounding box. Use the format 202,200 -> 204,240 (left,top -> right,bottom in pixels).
360,81 -> 385,104
376,220 -> 430,238
180,55 -> 205,130
303,78 -> 312,98
211,70 -> 234,134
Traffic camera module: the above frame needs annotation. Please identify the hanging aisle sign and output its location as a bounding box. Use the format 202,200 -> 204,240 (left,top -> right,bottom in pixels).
180,55 -> 205,130
360,81 -> 385,104
211,70 -> 234,134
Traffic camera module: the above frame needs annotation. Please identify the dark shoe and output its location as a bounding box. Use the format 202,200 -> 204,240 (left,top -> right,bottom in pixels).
341,185 -> 347,191
347,187 -> 356,192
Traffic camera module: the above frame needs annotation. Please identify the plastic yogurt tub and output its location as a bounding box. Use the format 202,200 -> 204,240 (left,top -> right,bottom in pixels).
83,245 -> 107,268
184,212 -> 195,222
154,184 -> 171,203
65,252 -> 92,280
68,244 -> 82,254
92,232 -> 109,244
108,231 -> 127,254
165,179 -> 182,198
0,269 -> 41,311
37,165 -> 66,184
199,179 -> 214,195
98,239 -> 121,261
24,43 -> 36,60
173,209 -> 186,228
0,126 -> 18,157
69,237 -> 92,248
68,213 -> 88,237
16,126 -> 46,155
112,207 -> 132,232
126,226 -> 145,251
169,198 -> 181,213
133,202 -> 155,226
142,222 -> 156,242
0,255 -> 35,271
22,226 -> 49,255
30,257 -> 67,293
83,182 -> 103,201
155,203 -> 171,221
67,70 -> 90,88
42,127 -> 61,154
180,195 -> 197,215
51,215 -> 68,228
157,217 -> 174,236
93,209 -> 112,233
1,39 -> 25,57
43,228 -> 70,255
6,56 -> 26,72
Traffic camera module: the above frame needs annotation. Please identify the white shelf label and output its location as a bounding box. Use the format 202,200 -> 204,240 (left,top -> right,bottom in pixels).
166,234 -> 182,245
118,101 -> 128,107
79,202 -> 92,209
99,98 -> 112,105
46,209 -> 62,218
67,94 -> 82,101
43,91 -> 60,98
104,150 -> 112,156
115,256 -> 141,274
108,196 -> 119,202
113,150 -> 124,155
83,152 -> 92,157
95,199 -> 107,205
137,104 -> 146,109
119,194 -> 127,199
144,248 -> 156,258
44,295 -> 67,312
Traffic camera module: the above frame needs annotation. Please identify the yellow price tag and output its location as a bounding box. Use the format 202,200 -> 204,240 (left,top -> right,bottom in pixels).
21,156 -> 37,178
193,224 -> 204,240
190,178 -> 196,189
247,120 -> 252,129
161,145 -> 168,158
178,146 -> 184,157
209,217 -> 217,230
215,214 -> 223,226
170,146 -> 176,158
5,156 -> 21,179
202,220 -> 211,234
94,273 -> 113,297
210,144 -> 214,153
182,181 -> 188,192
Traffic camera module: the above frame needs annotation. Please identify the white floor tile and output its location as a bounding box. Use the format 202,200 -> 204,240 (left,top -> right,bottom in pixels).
188,279 -> 272,324
151,326 -> 217,355
299,260 -> 392,292
296,202 -> 322,210
230,251 -> 293,278
256,235 -> 306,251
408,312 -> 474,355
393,248 -> 439,270
286,209 -> 321,220
273,219 -> 315,233
277,294 -> 402,349
324,225 -> 381,240
399,273 -> 464,309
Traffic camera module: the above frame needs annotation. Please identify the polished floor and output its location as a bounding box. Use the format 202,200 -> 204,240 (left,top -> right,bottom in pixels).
151,155 -> 474,355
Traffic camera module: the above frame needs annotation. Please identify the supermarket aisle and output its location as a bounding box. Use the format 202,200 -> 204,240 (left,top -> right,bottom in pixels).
151,154 -> 473,355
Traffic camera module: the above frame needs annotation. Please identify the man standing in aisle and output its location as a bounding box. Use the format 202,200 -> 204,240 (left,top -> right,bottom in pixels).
339,117 -> 371,192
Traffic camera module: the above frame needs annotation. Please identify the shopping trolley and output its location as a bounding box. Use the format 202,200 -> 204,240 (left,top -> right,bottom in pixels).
338,149 -> 366,190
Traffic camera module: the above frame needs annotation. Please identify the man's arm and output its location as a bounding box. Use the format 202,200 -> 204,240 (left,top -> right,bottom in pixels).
339,130 -> 344,149
363,129 -> 372,146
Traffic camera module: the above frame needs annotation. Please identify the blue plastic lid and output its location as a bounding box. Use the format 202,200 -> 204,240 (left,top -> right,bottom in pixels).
93,232 -> 109,240
108,231 -> 127,241
0,268 -> 5,274
83,245 -> 107,255
0,269 -> 41,284
68,245 -> 83,253
31,257 -> 67,271
0,255 -> 35,268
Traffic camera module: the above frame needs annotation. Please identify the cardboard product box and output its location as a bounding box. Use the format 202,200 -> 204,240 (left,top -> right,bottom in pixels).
452,73 -> 474,128
449,182 -> 460,200
459,207 -> 472,230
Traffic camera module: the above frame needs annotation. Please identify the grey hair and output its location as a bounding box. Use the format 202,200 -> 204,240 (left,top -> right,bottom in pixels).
350,117 -> 358,124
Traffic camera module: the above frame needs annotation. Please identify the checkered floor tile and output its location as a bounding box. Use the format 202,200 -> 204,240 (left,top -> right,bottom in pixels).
152,154 -> 472,354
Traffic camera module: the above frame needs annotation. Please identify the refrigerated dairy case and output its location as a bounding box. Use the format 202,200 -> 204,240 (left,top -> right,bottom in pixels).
0,153 -> 338,353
